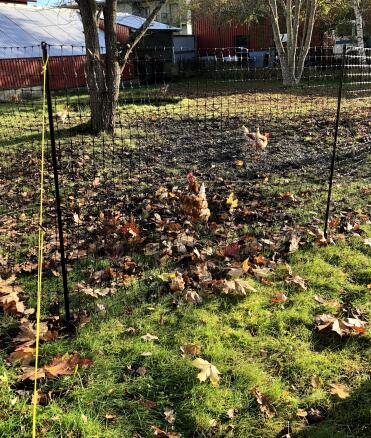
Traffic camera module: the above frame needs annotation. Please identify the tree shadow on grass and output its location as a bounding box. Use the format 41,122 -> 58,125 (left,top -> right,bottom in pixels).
295,379 -> 371,438
310,331 -> 371,354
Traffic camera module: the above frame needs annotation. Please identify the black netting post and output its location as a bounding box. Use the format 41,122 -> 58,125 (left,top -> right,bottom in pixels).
41,42 -> 71,323
324,44 -> 346,238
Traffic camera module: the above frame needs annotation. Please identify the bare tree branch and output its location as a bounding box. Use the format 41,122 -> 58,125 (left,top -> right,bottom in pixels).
119,0 -> 169,73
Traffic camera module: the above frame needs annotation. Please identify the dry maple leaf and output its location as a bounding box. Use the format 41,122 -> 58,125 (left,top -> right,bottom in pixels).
226,192 -> 238,209
77,282 -> 116,298
251,388 -> 275,418
313,295 -> 340,308
181,344 -> 201,355
285,274 -> 307,290
19,366 -> 46,381
288,235 -> 300,253
141,333 -> 159,342
151,426 -> 181,438
242,259 -> 250,272
169,272 -> 185,292
185,290 -> 203,304
194,263 -> 212,285
140,399 -> 157,409
192,358 -> 221,386
14,318 -> 57,347
329,383 -> 350,399
218,279 -> 256,296
164,407 -> 176,424
7,346 -> 35,366
0,275 -> 25,315
223,242 -> 240,258
316,314 -> 367,336
44,352 -> 93,378
271,293 -> 288,304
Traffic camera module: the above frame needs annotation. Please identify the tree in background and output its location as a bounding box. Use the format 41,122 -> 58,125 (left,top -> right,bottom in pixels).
187,0 -> 318,86
352,0 -> 364,48
77,0 -> 168,133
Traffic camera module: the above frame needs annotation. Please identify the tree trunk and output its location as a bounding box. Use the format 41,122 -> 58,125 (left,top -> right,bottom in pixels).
268,0 -> 317,86
78,0 -> 168,133
78,0 -> 108,133
353,0 -> 365,49
103,0 -> 120,134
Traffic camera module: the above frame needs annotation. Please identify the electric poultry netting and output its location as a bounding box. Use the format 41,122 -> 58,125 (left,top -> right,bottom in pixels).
0,45 -> 370,320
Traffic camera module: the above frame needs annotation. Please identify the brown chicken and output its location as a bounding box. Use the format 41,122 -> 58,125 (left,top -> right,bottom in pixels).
181,173 -> 210,223
55,106 -> 69,125
242,126 -> 271,151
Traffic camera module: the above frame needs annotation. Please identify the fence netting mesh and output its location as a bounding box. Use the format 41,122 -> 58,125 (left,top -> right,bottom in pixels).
0,45 -> 370,320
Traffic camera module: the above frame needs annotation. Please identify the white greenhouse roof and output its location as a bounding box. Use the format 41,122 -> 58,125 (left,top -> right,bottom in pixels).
0,4 -> 106,59
116,13 -> 179,32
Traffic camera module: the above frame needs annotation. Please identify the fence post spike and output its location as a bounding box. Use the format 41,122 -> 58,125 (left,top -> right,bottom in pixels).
41,42 -> 71,325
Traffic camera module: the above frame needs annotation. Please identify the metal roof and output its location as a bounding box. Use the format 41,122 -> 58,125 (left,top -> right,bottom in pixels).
0,5 -> 178,60
116,13 -> 179,32
0,4 -> 106,59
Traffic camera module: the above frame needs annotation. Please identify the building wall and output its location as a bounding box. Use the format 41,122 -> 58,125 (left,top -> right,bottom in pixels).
193,18 -> 274,51
0,54 -> 134,91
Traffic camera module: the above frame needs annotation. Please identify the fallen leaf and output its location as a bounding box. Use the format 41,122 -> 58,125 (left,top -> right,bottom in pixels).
242,259 -> 250,272
185,290 -> 203,304
329,383 -> 349,399
169,272 -> 185,292
316,314 -> 367,336
296,408 -> 308,418
44,353 -> 93,378
288,235 -> 300,253
19,366 -> 45,381
235,160 -> 244,167
164,407 -> 176,424
285,274 -> 307,290
313,295 -> 340,308
226,192 -> 238,209
181,344 -> 201,355
140,399 -> 157,409
227,408 -> 237,419
7,346 -> 35,365
151,426 -> 180,438
217,279 -> 256,296
141,333 -> 159,342
192,357 -> 221,386
136,367 -> 147,376
77,282 -> 116,298
223,242 -> 240,258
251,388 -> 275,418
271,293 -> 288,304
0,275 -> 26,315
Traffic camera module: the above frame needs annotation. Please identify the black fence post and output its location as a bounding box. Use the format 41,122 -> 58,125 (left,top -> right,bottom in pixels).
324,44 -> 346,238
41,42 -> 71,323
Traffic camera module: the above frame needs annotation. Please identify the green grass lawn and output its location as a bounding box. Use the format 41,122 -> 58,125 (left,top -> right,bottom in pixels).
1,231 -> 370,438
0,80 -> 370,437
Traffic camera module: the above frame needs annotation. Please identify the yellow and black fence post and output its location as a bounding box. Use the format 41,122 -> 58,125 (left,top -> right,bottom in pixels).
41,42 -> 71,323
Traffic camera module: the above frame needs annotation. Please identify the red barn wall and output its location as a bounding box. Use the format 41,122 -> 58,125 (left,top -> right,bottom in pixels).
193,18 -> 324,51
193,18 -> 274,52
0,53 -> 134,91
